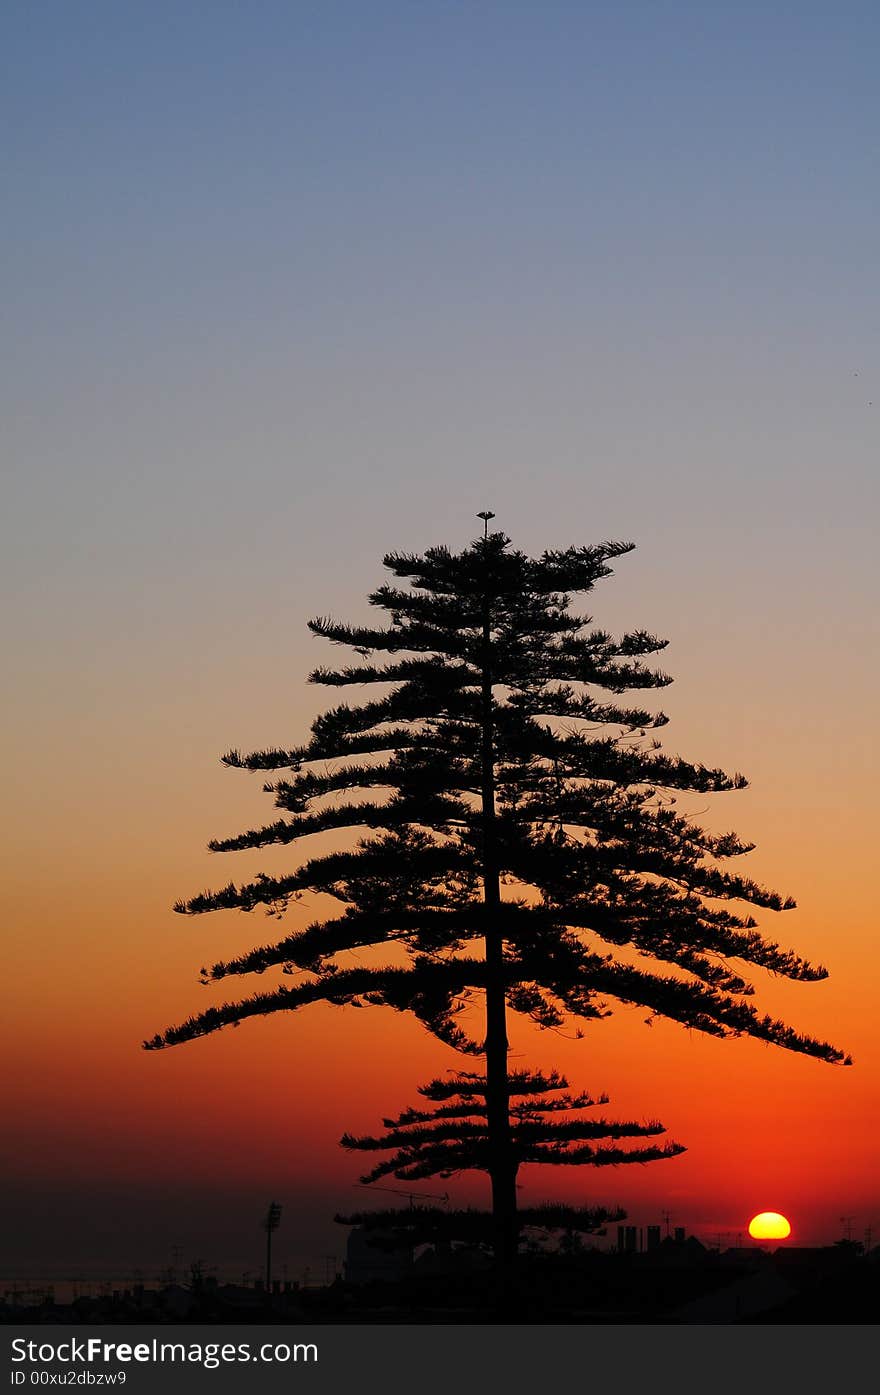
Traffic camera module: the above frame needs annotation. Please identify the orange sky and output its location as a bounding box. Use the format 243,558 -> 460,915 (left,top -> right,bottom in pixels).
3,550 -> 877,1275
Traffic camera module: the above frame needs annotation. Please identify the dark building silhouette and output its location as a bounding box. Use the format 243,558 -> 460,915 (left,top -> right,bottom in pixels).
344,1226 -> 413,1285
617,1225 -> 639,1253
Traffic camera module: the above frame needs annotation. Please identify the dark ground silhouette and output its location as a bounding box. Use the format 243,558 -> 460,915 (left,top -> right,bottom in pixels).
4,1238 -> 877,1325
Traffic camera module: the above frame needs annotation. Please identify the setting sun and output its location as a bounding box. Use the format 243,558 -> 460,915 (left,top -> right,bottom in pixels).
748,1212 -> 792,1241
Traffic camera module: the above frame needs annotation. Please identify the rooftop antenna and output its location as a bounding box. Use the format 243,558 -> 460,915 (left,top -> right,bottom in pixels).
355,1182 -> 450,1210
477,510 -> 495,538
840,1215 -> 855,1243
661,1210 -> 672,1238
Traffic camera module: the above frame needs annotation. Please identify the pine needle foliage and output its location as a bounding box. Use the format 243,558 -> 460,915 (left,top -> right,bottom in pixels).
341,1068 -> 685,1182
145,526 -> 850,1259
333,1203 -> 626,1253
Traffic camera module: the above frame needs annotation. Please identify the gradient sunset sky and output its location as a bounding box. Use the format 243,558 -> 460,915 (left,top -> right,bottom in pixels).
3,1 -> 878,1279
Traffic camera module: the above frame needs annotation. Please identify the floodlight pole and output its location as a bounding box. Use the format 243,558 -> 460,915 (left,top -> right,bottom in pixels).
263,1201 -> 282,1292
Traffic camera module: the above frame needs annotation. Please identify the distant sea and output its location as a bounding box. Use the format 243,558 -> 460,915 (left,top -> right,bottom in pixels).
1,1265 -> 339,1307
1,1273 -> 229,1307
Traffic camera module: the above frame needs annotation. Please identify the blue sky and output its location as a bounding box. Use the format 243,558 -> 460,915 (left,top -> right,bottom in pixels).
5,0 -> 878,789
4,0 -> 878,747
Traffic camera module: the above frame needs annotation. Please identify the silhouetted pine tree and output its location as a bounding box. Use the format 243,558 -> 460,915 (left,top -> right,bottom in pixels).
342,1069 -> 681,1184
145,521 -> 849,1262
336,1066 -> 682,1257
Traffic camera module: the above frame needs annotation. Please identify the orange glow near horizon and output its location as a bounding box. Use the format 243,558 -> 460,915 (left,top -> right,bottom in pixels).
3,537 -> 878,1268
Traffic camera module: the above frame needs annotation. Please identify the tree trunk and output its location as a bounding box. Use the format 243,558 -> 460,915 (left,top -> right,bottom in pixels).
480,584 -> 518,1270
